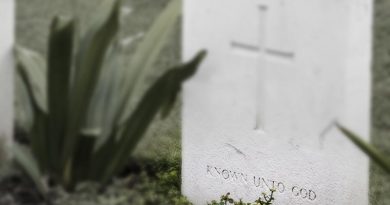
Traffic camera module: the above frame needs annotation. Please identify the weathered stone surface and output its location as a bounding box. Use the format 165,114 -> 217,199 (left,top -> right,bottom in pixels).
182,0 -> 373,204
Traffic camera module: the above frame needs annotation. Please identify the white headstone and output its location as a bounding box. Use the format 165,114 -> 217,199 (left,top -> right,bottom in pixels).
182,0 -> 372,204
0,0 -> 14,161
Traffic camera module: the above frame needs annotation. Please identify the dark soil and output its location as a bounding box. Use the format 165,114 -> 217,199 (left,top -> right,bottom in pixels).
0,173 -> 44,205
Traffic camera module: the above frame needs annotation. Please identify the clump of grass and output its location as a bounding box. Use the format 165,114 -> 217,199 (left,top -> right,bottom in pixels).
0,156 -> 192,205
14,0 -> 205,192
208,189 -> 276,205
51,157 -> 192,205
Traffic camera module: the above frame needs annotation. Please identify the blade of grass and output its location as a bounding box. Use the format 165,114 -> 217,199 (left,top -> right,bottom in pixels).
70,134 -> 96,188
14,70 -> 34,133
47,16 -> 75,176
88,132 -> 117,181
83,40 -> 124,150
14,46 -> 47,113
102,51 -> 206,182
337,123 -> 390,173
61,0 -> 119,186
116,0 -> 183,126
15,47 -> 48,171
12,143 -> 47,195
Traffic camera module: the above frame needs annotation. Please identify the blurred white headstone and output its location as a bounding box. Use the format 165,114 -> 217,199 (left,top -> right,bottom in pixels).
0,0 -> 14,161
182,0 -> 372,204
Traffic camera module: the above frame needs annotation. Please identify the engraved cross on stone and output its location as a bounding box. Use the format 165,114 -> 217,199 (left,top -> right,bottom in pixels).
231,0 -> 295,131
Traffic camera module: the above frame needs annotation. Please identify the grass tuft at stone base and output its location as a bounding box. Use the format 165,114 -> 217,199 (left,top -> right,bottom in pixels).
0,157 -> 191,205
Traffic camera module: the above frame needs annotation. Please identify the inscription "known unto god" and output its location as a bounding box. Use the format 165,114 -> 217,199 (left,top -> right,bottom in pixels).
206,165 -> 317,201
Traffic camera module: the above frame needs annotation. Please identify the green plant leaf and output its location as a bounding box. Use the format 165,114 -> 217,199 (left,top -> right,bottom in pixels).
14,46 -> 47,113
61,0 -> 120,185
30,109 -> 48,173
87,131 -> 118,181
15,46 -> 49,171
86,0 -> 183,149
337,123 -> 390,173
14,70 -> 34,134
83,40 -> 124,150
70,134 -> 97,188
101,50 -> 206,182
14,0 -> 206,189
12,143 -> 47,195
47,16 -> 75,176
116,0 -> 182,126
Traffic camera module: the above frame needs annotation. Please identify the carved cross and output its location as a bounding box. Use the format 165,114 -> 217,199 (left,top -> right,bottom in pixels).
231,0 -> 295,131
